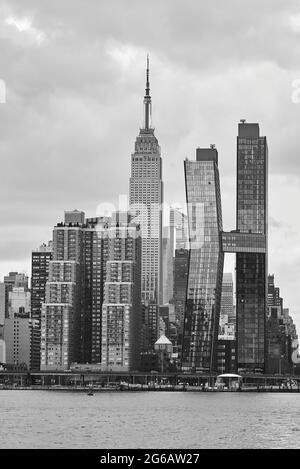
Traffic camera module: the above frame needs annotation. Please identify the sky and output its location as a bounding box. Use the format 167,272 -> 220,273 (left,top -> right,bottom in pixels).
0,0 -> 299,329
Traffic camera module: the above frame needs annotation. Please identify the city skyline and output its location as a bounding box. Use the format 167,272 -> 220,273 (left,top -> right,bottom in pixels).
0,0 -> 299,337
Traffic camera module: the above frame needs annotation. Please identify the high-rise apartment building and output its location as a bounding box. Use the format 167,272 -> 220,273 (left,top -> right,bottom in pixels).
31,242 -> 53,323
41,211 -> 111,370
129,57 -> 163,305
182,147 -> 224,372
41,258 -> 80,370
4,317 -> 40,370
31,242 -> 53,369
101,213 -> 141,371
80,216 -> 110,364
235,122 -> 268,372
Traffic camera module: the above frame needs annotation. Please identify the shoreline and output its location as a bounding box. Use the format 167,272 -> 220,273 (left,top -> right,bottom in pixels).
1,385 -> 300,393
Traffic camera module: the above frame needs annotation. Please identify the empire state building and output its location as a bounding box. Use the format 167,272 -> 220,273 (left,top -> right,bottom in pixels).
129,57 -> 163,304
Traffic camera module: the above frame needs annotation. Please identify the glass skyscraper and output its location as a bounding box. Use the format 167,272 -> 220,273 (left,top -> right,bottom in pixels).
181,122 -> 268,374
182,147 -> 224,372
235,122 -> 268,372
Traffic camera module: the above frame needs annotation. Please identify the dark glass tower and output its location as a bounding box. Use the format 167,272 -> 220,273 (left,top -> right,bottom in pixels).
236,122 -> 268,372
182,147 -> 224,372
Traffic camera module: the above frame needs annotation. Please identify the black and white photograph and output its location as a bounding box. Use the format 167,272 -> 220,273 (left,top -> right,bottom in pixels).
0,0 -> 300,456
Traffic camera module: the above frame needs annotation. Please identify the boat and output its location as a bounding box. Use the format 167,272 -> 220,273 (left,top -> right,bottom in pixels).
87,384 -> 94,396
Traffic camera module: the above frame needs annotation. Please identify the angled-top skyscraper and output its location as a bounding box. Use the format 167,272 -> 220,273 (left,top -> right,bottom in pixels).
129,57 -> 163,306
182,147 -> 224,372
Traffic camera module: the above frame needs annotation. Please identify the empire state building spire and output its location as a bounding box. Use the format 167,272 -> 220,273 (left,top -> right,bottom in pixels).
143,54 -> 152,130
130,55 -> 163,308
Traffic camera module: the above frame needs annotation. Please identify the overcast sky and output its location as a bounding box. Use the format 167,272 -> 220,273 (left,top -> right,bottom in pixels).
0,0 -> 299,330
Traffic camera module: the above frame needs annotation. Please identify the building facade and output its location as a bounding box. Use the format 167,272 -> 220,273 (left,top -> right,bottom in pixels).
0,283 -> 7,325
41,211 -> 111,370
218,272 -> 235,340
235,122 -> 268,373
129,57 -> 163,306
8,287 -> 31,318
216,339 -> 236,374
4,272 -> 29,292
266,274 -> 299,374
4,317 -> 40,370
173,248 -> 189,338
182,147 -> 224,372
31,242 -> 53,369
101,213 -> 141,371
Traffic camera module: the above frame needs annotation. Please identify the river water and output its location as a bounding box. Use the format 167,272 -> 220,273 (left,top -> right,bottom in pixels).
0,390 -> 299,449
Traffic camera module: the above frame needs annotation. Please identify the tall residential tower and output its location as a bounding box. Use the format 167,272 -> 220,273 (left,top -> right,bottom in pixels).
235,122 -> 268,372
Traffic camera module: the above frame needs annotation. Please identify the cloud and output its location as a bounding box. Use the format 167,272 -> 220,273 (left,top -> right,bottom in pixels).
4,15 -> 47,46
289,13 -> 300,32
0,0 -> 299,332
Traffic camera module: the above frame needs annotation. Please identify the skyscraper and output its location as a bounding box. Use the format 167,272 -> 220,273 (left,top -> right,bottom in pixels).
31,242 -> 53,323
80,216 -> 110,364
235,122 -> 268,373
181,122 -> 268,374
41,211 -> 111,370
182,147 -> 224,372
101,212 -> 141,371
31,242 -> 53,369
129,57 -> 163,306
41,212 -> 82,370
